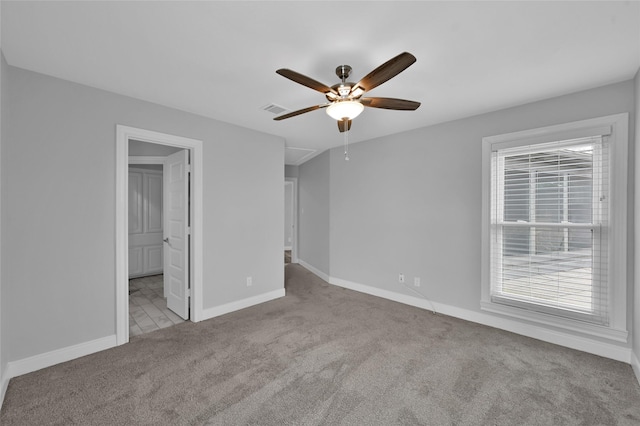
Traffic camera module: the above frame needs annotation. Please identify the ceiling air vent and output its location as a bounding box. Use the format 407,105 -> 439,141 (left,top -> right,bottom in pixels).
262,104 -> 288,115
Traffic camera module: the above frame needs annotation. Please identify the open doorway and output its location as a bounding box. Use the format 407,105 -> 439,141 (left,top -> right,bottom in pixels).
128,145 -> 188,336
284,177 -> 298,265
128,162 -> 177,335
116,125 -> 204,345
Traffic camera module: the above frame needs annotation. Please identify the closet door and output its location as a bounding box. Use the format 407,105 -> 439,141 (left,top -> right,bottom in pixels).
129,168 -> 163,277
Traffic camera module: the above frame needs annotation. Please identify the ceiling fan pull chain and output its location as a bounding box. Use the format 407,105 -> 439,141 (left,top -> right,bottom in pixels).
344,127 -> 350,161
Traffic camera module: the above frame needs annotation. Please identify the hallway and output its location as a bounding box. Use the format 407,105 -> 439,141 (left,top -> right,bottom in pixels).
129,274 -> 185,336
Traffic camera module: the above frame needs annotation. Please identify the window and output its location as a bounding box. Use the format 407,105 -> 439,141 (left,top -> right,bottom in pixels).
481,114 -> 628,341
492,137 -> 607,324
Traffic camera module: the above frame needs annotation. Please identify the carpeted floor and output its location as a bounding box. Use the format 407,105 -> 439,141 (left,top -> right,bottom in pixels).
2,264 -> 640,425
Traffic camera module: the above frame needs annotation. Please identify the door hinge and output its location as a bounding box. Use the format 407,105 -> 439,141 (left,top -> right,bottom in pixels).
185,288 -> 191,298
187,226 -> 191,235
186,164 -> 192,173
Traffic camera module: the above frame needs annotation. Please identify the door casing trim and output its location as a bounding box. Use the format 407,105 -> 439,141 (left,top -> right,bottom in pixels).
116,125 -> 204,345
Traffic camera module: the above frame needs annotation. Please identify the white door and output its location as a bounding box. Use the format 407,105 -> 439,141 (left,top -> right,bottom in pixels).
129,168 -> 164,278
163,150 -> 190,319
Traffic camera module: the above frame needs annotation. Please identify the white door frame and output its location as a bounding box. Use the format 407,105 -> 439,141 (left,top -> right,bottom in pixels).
285,177 -> 298,263
116,125 -> 204,345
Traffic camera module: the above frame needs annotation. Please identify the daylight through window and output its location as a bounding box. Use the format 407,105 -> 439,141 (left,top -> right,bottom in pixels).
490,136 -> 609,324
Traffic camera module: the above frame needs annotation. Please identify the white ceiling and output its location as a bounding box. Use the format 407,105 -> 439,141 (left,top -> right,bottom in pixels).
2,1 -> 639,164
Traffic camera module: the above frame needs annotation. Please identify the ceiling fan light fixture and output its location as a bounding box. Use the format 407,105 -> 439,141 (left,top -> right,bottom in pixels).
326,100 -> 364,121
350,86 -> 365,98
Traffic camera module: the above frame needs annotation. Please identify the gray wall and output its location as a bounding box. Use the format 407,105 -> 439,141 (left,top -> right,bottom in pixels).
285,165 -> 298,178
129,139 -> 182,157
635,69 -> 640,370
2,64 -> 284,362
300,79 -> 635,333
298,151 -> 330,275
0,52 -> 5,386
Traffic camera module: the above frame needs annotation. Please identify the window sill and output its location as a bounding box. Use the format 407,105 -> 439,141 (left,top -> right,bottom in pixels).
480,300 -> 628,343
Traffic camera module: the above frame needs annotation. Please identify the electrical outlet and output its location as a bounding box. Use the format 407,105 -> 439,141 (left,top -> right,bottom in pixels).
414,277 -> 421,287
246,276 -> 252,287
399,273 -> 405,284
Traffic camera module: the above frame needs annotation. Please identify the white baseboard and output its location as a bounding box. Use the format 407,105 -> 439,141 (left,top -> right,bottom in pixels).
330,276 -> 436,311
325,274 -> 631,363
5,335 -> 117,381
632,350 -> 640,387
0,286 -> 285,408
438,303 -> 631,363
200,288 -> 286,321
1,288 -> 287,408
297,259 -> 330,282
0,334 -> 117,410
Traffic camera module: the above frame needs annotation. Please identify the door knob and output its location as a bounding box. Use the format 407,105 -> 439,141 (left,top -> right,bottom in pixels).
163,238 -> 169,243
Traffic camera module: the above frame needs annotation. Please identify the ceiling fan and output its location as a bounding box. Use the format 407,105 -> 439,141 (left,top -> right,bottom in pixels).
274,52 -> 421,133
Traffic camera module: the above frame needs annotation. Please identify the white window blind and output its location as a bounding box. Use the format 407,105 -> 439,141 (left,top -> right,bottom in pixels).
490,135 -> 609,325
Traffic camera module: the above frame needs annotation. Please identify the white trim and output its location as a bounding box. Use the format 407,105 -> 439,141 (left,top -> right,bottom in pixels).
4,335 -> 116,383
481,113 -> 629,340
480,301 -> 628,342
285,177 -> 298,264
116,125 -> 204,346
483,121 -> 612,149
297,259 -> 330,282
632,351 -> 640,387
200,289 -> 285,321
324,272 -> 631,363
128,156 -> 166,165
330,276 -> 436,312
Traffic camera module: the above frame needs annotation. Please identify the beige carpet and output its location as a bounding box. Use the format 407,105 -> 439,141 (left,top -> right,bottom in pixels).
2,264 -> 640,425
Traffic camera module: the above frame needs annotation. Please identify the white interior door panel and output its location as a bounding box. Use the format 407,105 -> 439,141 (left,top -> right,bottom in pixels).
163,150 -> 189,319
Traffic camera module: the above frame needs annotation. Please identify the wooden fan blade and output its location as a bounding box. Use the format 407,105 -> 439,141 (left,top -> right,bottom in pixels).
361,97 -> 421,110
273,104 -> 328,121
276,69 -> 338,95
355,52 -> 416,92
338,119 -> 352,133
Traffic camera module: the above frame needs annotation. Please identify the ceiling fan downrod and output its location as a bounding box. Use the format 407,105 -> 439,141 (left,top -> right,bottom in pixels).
335,65 -> 353,98
335,65 -> 352,82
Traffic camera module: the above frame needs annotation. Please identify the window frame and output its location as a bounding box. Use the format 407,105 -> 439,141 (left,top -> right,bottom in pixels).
481,114 -> 629,342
